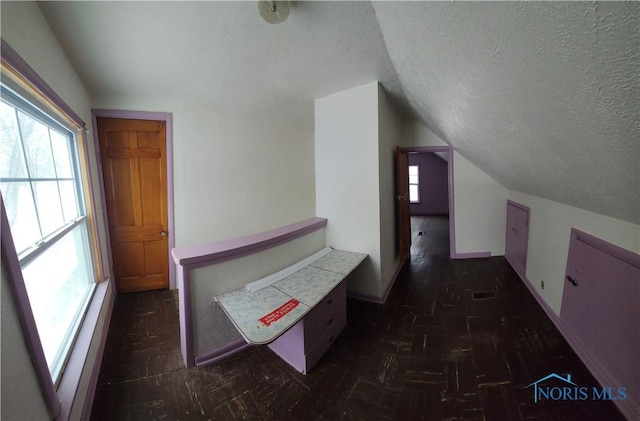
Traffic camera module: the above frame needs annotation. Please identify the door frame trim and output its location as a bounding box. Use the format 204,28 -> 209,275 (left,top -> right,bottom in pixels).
91,109 -> 176,290
505,199 -> 530,280
402,146 -> 456,258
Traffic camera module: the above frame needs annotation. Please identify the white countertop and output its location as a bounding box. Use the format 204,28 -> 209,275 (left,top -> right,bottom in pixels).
215,249 -> 367,344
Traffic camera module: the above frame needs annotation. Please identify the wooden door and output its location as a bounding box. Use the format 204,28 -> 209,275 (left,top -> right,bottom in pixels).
560,229 -> 639,411
98,118 -> 169,293
396,147 -> 411,261
505,201 -> 529,279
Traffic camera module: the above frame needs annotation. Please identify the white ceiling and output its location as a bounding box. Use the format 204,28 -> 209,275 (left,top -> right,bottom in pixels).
38,1 -> 405,112
38,1 -> 639,224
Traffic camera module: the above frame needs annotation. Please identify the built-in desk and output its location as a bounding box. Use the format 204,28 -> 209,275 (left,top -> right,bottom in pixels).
215,249 -> 366,373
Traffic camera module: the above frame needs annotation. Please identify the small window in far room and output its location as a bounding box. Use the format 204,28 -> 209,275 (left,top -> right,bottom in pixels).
408,165 -> 419,203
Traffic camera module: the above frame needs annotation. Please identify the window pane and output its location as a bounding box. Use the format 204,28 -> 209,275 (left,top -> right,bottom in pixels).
33,181 -> 64,236
408,165 -> 419,184
0,101 -> 29,178
0,181 -> 41,253
21,222 -> 95,378
409,185 -> 419,202
50,128 -> 73,178
18,111 -> 56,179
59,180 -> 79,222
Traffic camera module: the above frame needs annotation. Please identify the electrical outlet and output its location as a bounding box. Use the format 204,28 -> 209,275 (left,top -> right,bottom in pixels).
541,280 -> 545,290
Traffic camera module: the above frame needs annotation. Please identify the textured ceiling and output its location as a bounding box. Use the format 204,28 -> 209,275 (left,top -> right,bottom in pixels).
372,1 -> 639,224
36,1 -> 639,224
38,1 -> 404,113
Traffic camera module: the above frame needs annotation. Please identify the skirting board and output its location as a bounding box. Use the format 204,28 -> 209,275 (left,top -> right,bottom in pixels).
347,258 -> 406,304
452,251 -> 491,259
195,340 -> 251,367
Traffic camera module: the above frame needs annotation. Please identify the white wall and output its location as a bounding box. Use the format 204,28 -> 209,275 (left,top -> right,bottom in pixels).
1,1 -> 111,419
508,191 -> 640,315
453,153 -> 506,255
1,268 -> 50,420
404,120 -> 507,256
92,98 -> 317,248
377,85 -> 403,294
315,81 -> 382,297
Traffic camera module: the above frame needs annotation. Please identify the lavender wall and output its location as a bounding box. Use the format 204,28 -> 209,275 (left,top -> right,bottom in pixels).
408,153 -> 449,215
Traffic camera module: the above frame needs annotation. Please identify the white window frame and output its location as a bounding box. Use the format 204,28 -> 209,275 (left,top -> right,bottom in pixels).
409,164 -> 420,203
1,40 -> 108,419
1,86 -> 98,384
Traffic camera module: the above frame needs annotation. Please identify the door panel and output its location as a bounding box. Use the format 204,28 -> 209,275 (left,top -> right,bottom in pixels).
139,158 -> 164,224
110,159 -> 136,226
395,147 -> 410,261
561,229 -> 639,410
505,201 -> 529,277
98,118 -> 169,293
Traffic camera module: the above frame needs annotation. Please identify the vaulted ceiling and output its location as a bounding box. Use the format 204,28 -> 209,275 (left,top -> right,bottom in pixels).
37,1 -> 639,224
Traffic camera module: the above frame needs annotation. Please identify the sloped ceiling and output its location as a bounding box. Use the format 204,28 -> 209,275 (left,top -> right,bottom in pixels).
37,1 -> 404,112
36,1 -> 639,224
372,2 -> 639,224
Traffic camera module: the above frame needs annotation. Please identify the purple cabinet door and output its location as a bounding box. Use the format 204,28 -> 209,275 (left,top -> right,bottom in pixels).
505,201 -> 529,279
560,229 -> 639,412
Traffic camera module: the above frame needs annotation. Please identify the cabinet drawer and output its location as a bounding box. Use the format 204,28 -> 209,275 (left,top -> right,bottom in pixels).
303,281 -> 346,348
304,315 -> 346,373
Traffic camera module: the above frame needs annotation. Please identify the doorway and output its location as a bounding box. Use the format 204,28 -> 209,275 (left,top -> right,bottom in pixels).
397,146 -> 454,260
93,110 -> 175,293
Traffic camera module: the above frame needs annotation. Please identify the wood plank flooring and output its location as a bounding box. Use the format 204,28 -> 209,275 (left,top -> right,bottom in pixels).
90,216 -> 626,420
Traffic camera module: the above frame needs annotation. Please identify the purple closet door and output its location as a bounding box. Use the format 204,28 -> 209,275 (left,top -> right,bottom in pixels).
560,229 -> 639,407
505,201 -> 529,278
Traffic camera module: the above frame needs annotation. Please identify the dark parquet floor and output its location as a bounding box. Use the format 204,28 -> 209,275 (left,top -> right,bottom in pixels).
91,216 -> 626,421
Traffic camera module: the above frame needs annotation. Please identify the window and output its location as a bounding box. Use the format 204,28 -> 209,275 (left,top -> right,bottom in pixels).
409,165 -> 419,203
0,86 -> 97,384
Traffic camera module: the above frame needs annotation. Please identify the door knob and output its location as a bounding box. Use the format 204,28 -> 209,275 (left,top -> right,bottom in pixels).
566,275 -> 578,286
160,231 -> 168,237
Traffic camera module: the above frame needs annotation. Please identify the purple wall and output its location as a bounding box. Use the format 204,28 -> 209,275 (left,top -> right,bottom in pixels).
408,153 -> 449,215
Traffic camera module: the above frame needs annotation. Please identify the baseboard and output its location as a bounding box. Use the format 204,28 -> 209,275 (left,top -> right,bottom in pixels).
504,254 -> 526,280
194,339 -> 251,367
347,258 -> 406,304
451,251 -> 491,259
347,291 -> 385,304
508,261 -> 639,420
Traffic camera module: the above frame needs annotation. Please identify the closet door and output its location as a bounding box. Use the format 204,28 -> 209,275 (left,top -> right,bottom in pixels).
561,229 -> 639,416
505,201 -> 529,279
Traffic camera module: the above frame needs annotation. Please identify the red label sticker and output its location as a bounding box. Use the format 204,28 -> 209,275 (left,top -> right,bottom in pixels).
259,299 -> 299,326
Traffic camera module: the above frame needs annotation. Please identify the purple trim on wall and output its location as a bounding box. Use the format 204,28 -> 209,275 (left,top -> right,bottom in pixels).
505,200 -> 530,278
1,39 -> 85,128
570,228 -> 640,267
80,283 -> 115,421
348,258 -> 407,304
504,254 -> 525,279
172,217 -> 328,267
404,146 -> 457,259
177,266 -> 193,367
0,197 -> 60,418
57,280 -> 114,421
175,217 -> 328,367
194,340 -> 251,366
509,233 -> 639,421
452,252 -> 492,260
91,109 -> 176,289
560,228 -> 639,420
